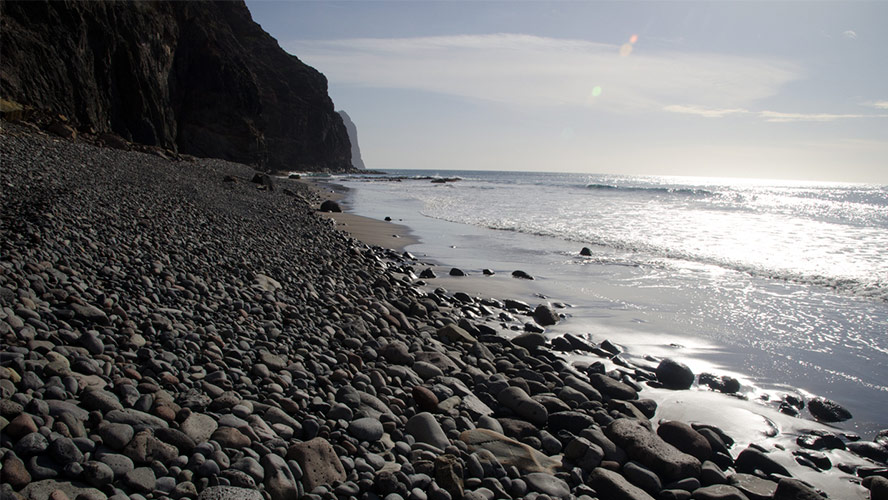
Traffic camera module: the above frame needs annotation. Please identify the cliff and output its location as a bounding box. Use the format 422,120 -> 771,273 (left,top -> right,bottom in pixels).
0,0 -> 353,172
338,110 -> 366,170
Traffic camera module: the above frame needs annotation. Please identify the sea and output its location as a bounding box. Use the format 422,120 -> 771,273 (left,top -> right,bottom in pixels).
326,170 -> 888,437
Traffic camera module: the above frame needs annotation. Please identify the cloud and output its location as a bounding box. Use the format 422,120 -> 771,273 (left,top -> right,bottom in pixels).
663,101 -> 888,123
663,105 -> 888,122
758,111 -> 883,123
284,34 -> 800,113
663,105 -> 750,118
865,100 -> 888,110
843,30 -> 858,40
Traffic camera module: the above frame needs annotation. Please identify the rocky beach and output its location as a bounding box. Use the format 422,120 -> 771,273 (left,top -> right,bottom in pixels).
2,122 -> 887,500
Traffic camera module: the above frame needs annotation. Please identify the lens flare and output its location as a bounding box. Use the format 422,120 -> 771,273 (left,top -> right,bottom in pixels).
620,34 -> 639,57
591,86 -> 602,97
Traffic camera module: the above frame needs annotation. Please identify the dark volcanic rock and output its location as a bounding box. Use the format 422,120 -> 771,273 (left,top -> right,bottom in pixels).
656,358 -> 695,390
807,397 -> 852,422
320,200 -> 342,213
589,468 -> 655,500
606,418 -> 701,482
1,0 -> 352,172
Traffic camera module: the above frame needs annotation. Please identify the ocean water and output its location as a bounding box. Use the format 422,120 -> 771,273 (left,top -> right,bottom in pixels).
333,170 -> 888,436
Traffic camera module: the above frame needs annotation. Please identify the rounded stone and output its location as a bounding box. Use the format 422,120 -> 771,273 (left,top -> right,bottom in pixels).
348,417 -> 384,442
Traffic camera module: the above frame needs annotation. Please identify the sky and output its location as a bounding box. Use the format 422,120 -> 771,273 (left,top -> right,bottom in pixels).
245,1 -> 888,183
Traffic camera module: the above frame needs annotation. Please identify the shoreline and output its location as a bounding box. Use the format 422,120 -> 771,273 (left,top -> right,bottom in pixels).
304,177 -> 420,251
1,122 -> 882,500
325,172 -> 887,498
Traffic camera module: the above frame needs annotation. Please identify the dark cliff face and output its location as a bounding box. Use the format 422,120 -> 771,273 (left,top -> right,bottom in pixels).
0,0 -> 352,172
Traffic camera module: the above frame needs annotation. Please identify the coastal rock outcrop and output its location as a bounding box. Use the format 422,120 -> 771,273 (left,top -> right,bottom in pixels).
338,110 -> 366,169
0,0 -> 351,172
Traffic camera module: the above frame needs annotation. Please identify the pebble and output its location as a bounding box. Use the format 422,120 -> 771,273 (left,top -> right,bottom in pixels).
349,417 -> 385,442
0,126 -> 856,500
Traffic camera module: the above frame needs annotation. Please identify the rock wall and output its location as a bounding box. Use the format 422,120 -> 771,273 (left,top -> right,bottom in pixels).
0,0 -> 352,172
337,110 -> 366,170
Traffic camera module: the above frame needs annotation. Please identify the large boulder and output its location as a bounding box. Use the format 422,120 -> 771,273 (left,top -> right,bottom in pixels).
287,438 -> 346,490
460,428 -> 561,473
656,421 -> 712,461
807,397 -> 852,422
533,304 -> 559,326
589,468 -> 656,500
320,200 -> 342,213
655,358 -> 695,390
606,418 -> 701,482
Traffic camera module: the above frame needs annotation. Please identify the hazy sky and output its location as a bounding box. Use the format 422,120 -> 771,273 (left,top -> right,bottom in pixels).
246,1 -> 888,182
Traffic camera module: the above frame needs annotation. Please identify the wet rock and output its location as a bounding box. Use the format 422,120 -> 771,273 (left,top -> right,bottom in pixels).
320,200 -> 341,212
606,418 -> 701,482
657,421 -> 712,461
701,461 -> 728,486
773,478 -> 822,500
796,432 -> 845,451
655,359 -> 695,390
580,247 -> 592,256
863,476 -> 888,500
512,332 -> 547,350
449,268 -> 466,277
511,270 -> 534,280
532,305 -> 559,326
735,448 -> 791,477
589,373 -> 638,400
287,437 -> 346,490
622,461 -> 661,495
807,397 -> 852,422
698,373 -> 741,394
730,473 -> 777,500
847,440 -> 888,463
